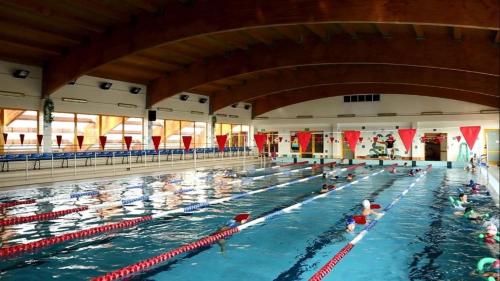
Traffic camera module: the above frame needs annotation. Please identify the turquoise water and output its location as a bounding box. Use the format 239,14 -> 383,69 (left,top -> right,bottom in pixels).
0,165 -> 497,280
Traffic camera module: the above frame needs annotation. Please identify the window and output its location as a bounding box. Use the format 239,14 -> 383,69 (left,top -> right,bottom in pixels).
2,109 -> 39,153
124,117 -> 143,150
52,112 -> 75,151
180,121 -> 195,149
215,123 -> 249,147
290,131 -> 324,155
76,114 -> 99,150
194,122 -> 207,148
101,115 -> 123,150
152,119 -> 165,149
165,120 -> 181,148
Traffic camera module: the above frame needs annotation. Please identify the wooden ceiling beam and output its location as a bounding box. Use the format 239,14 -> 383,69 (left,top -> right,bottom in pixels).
273,25 -> 305,43
252,84 -> 499,117
123,0 -> 158,13
453,27 -> 462,41
148,34 -> 499,106
242,29 -> 275,45
43,0 -> 500,95
338,23 -> 358,39
412,24 -> 425,40
304,24 -> 330,41
495,30 -> 500,44
0,39 -> 61,57
211,64 -> 498,112
0,0 -> 105,34
374,24 -> 391,38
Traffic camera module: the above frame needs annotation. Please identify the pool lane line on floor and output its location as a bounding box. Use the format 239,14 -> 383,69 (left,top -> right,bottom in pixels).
307,165 -> 432,281
0,163 -> 362,257
0,165 -> 317,224
89,165 -> 388,281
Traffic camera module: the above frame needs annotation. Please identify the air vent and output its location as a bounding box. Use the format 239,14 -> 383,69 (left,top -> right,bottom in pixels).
343,94 -> 380,103
228,114 -> 239,118
337,114 -> 356,118
254,116 -> 269,120
215,113 -> 227,117
296,115 -> 313,119
190,111 -> 204,115
377,113 -> 397,117
421,111 -> 443,115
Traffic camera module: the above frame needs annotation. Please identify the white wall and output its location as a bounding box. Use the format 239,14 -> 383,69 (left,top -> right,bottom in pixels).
262,95 -> 497,118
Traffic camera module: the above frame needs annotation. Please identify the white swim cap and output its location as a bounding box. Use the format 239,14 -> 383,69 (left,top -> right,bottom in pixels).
487,224 -> 497,235
362,199 -> 370,209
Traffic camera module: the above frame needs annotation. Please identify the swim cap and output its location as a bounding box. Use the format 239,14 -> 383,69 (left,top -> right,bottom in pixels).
346,217 -> 355,226
226,219 -> 237,227
487,224 -> 498,235
493,259 -> 500,269
362,199 -> 370,209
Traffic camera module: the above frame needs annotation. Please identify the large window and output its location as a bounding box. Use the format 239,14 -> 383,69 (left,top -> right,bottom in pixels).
124,117 -> 143,150
194,122 -> 207,148
165,120 -> 181,148
52,112 -> 75,151
76,114 -> 99,150
215,123 -> 249,147
152,119 -> 165,148
101,115 -> 124,150
1,109 -> 39,153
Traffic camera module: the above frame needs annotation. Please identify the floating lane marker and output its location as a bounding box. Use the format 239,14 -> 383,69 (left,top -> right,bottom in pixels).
227,165 -> 313,185
241,161 -> 309,173
307,165 -> 432,281
90,166 -> 390,281
0,163 -> 361,257
0,188 -> 194,227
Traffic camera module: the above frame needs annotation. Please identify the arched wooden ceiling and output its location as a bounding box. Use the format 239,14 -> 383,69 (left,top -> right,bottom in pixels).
0,0 -> 498,113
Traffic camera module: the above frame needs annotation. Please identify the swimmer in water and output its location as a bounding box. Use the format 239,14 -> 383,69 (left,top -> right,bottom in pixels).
345,217 -> 356,233
320,184 -> 336,194
403,162 -> 408,167
408,169 -> 415,177
216,214 -> 250,252
480,224 -> 499,245
361,199 -> 379,217
461,207 -> 490,221
458,193 -> 469,205
346,173 -> 355,181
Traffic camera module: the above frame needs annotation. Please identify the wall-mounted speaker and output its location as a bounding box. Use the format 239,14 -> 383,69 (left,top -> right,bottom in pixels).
148,110 -> 157,122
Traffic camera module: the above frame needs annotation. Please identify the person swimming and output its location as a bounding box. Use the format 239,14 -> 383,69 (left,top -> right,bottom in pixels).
403,162 -> 408,167
480,224 -> 500,245
361,199 -> 378,216
216,214 -> 250,252
408,169 -> 415,177
346,173 -> 355,181
320,184 -> 336,194
345,216 -> 356,233
467,179 -> 476,187
463,207 -> 490,221
458,193 -> 469,205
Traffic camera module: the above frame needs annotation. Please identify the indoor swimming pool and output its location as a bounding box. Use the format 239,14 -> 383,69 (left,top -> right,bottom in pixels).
0,163 -> 497,281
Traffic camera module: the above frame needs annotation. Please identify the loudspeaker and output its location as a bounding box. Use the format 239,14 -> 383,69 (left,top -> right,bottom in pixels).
148,110 -> 157,121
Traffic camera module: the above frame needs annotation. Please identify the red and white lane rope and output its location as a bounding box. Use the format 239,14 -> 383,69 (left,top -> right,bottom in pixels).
90,164 -> 387,281
308,165 -> 432,281
0,163 -> 360,257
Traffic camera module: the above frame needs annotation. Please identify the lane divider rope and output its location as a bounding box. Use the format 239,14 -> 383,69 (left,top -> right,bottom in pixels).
0,163 -> 362,257
90,163 -> 386,281
242,161 -> 309,173
308,165 -> 432,281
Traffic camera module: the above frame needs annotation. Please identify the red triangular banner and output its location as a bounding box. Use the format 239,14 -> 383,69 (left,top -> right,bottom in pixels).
153,136 -> 162,152
181,136 -> 191,152
398,129 -> 416,153
254,134 -> 267,153
2,133 -> 7,144
291,135 -> 296,142
358,137 -> 363,143
343,131 -> 360,152
37,134 -> 43,146
99,136 -> 107,150
77,135 -> 84,149
19,134 -> 25,145
216,135 -> 228,152
124,136 -> 132,151
329,137 -> 335,143
56,135 -> 62,148
278,136 -> 283,142
460,126 -> 481,150
456,136 -> 461,143
297,131 -> 312,151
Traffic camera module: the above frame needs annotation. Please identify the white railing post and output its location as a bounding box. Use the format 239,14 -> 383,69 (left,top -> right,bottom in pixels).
171,150 -> 173,167
51,153 -> 54,177
74,152 -> 77,176
94,152 -> 97,173
129,151 -> 132,171
25,155 -> 28,180
144,150 -> 147,167
158,150 -> 161,167
112,152 -> 115,175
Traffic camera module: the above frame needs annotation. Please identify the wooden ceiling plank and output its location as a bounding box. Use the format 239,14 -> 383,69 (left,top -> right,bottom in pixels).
494,30 -> 500,44
0,39 -> 61,57
413,24 -> 425,39
123,0 -> 158,13
242,29 -> 274,45
0,19 -> 80,47
374,24 -> 391,38
305,24 -> 330,41
338,23 -> 358,39
210,33 -> 250,50
273,25 -> 304,43
453,27 -> 462,41
120,55 -> 180,72
0,0 -> 105,34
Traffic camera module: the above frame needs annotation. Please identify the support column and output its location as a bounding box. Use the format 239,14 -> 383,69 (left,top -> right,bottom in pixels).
0,109 -> 4,154
208,115 -> 215,147
144,110 -> 152,149
40,103 -> 52,153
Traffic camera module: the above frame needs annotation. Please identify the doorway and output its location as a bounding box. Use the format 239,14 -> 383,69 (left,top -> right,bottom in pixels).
424,133 -> 447,161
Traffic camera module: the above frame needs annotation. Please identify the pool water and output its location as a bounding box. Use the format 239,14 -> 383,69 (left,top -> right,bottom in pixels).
0,164 -> 497,281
